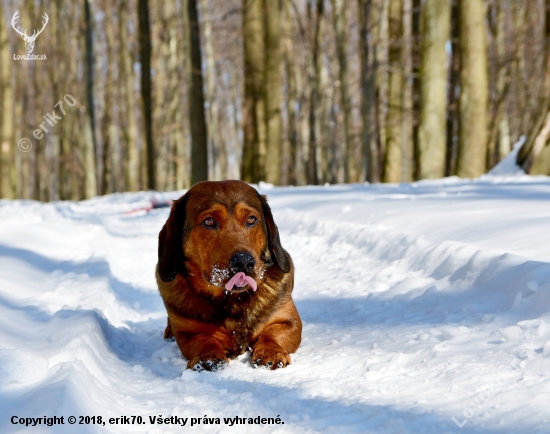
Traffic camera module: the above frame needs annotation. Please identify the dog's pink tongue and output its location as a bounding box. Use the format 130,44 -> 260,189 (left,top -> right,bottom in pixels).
225,272 -> 257,291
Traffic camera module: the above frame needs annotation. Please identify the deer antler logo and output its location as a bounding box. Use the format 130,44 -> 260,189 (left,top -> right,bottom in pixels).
11,11 -> 49,54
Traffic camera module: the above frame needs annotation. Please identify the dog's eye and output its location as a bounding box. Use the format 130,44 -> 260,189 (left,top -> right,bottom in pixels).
246,216 -> 258,227
203,217 -> 217,228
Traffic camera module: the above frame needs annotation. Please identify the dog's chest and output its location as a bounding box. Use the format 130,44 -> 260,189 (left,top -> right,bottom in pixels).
222,303 -> 255,355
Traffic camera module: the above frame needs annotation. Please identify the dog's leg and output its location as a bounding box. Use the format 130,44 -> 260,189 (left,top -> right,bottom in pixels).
163,317 -> 174,340
251,299 -> 302,370
167,314 -> 234,371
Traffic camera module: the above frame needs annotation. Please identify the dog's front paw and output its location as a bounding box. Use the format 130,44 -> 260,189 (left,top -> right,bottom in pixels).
252,342 -> 291,370
187,351 -> 229,372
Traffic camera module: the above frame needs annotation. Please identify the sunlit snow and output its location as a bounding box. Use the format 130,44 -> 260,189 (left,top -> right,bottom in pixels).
1,176 -> 550,433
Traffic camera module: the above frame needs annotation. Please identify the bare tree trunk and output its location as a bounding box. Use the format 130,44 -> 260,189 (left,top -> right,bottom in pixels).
510,2 -> 527,145
383,0 -> 403,182
417,0 -> 450,178
159,0 -> 187,190
31,0 -> 46,201
16,3 -> 34,199
29,3 -> 49,200
496,1 -> 511,162
242,0 -> 266,183
527,111 -> 550,174
175,110 -> 188,189
229,69 -> 242,181
372,0 -> 389,182
320,50 -> 334,183
118,0 -> 139,192
456,0 -> 488,178
102,4 -> 115,195
15,93 -> 26,198
138,0 -> 155,189
49,0 -> 61,201
68,0 -> 82,200
283,0 -> 297,185
332,0 -> 355,182
183,0 -> 209,184
485,1 -> 511,169
170,2 -> 189,190
153,5 -> 167,191
264,0 -> 283,184
0,5 -> 14,198
307,0 -> 324,185
358,0 -> 373,182
21,2 -> 38,200
54,0 -> 70,200
517,0 -> 550,172
83,0 -> 98,198
296,42 -> 308,186
201,0 -> 225,181
446,0 -> 459,176
401,0 -> 413,182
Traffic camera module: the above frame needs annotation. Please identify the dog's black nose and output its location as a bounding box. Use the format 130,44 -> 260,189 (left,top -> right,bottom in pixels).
229,252 -> 256,273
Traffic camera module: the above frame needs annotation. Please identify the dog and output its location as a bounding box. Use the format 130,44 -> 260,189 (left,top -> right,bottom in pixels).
156,180 -> 302,371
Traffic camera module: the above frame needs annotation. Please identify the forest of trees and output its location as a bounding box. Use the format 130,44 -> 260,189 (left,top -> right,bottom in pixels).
1,0 -> 550,201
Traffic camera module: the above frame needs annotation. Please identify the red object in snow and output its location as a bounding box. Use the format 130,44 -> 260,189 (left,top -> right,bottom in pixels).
124,199 -> 173,215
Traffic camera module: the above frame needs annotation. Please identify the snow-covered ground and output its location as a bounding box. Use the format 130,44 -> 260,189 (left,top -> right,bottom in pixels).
1,175 -> 550,433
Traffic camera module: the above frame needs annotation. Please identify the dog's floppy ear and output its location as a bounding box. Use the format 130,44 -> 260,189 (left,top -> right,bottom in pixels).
158,194 -> 188,282
259,195 -> 291,273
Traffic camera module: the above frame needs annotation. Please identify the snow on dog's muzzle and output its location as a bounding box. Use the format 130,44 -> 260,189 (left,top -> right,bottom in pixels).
225,272 -> 258,291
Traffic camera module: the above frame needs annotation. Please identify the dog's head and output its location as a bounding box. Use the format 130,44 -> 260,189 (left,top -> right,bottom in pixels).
157,180 -> 290,294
